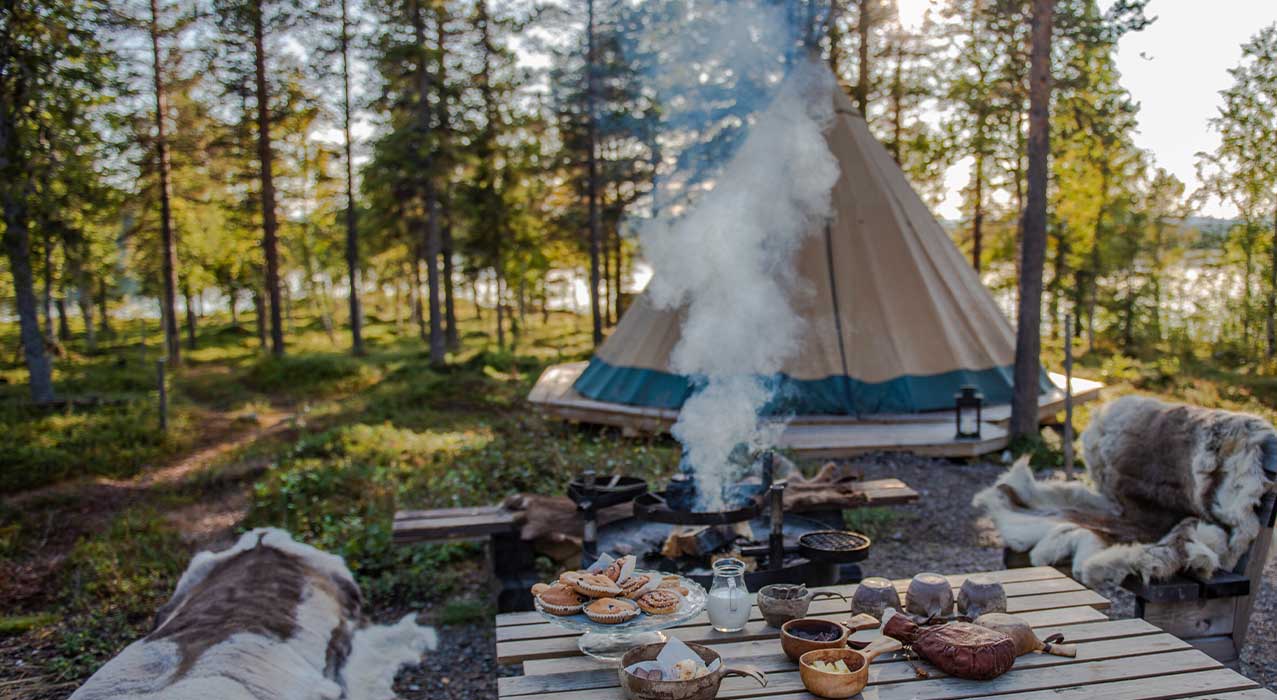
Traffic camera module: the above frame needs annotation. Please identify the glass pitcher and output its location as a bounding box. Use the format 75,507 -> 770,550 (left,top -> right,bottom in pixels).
707,558 -> 750,632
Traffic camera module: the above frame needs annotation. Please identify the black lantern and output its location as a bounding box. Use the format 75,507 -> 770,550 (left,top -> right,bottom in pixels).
955,385 -> 984,439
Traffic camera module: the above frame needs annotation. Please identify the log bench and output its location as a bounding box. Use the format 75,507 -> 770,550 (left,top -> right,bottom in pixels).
1005,436 -> 1277,667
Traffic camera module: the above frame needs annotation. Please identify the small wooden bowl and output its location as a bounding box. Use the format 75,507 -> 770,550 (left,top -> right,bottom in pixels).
850,577 -> 902,620
758,585 -> 847,628
780,618 -> 848,661
798,638 -> 900,699
905,572 -> 954,619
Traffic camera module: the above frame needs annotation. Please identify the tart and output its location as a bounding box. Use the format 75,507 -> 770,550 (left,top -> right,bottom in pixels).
657,575 -> 691,596
584,597 -> 639,624
636,589 -> 681,615
620,574 -> 657,599
573,573 -> 623,598
537,584 -> 584,616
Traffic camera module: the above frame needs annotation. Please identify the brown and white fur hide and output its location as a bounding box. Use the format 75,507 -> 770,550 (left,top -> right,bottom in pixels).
974,395 -> 1274,586
70,528 -> 437,700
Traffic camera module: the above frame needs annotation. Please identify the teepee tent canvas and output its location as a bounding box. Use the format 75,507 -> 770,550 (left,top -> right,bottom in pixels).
530,83 -> 1100,455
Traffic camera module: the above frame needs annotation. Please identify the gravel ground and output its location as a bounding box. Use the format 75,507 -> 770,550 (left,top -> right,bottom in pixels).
398,453 -> 1277,697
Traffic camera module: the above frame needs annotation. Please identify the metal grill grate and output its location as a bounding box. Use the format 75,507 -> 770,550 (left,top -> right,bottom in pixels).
800,530 -> 870,553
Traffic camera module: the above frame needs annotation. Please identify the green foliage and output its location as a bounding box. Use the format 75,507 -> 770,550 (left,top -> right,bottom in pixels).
66,509 -> 189,607
842,507 -> 898,541
437,599 -> 493,626
0,613 -> 57,636
0,400 -> 193,493
243,353 -> 379,397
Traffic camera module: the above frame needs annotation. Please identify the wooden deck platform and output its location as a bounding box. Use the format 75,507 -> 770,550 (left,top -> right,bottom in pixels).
528,361 -> 1103,458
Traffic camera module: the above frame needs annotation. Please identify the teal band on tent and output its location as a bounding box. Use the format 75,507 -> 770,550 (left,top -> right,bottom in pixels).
573,357 -> 1053,416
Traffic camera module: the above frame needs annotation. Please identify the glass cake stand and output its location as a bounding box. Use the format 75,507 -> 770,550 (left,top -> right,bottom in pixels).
533,571 -> 707,663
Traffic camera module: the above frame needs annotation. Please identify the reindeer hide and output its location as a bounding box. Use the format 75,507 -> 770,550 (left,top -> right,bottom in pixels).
70,528 -> 437,700
974,395 -> 1275,586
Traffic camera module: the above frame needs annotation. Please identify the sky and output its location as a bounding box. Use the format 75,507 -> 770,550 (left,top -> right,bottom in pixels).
912,0 -> 1277,220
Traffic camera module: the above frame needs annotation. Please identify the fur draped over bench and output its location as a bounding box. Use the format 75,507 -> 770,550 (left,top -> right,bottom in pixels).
974,395 -> 1277,586
71,528 -> 437,700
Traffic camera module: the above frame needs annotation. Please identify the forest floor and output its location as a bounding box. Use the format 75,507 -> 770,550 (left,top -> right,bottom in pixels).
2,306 -> 1277,699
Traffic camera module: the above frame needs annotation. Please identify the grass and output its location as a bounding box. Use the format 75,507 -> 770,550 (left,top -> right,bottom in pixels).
5,300 -> 1277,692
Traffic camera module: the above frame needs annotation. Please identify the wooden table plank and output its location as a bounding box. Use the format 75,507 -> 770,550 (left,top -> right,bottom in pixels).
496,567 -> 1069,628
523,649 -> 1222,700
961,669 -> 1265,700
518,616 -> 1161,677
501,618 -> 1177,696
498,604 -> 1109,666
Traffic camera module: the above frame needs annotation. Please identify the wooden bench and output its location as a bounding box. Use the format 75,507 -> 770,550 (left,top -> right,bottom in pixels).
1005,436 -> 1277,667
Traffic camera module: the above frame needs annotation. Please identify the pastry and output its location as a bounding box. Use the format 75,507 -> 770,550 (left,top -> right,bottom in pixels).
603,554 -> 637,582
620,574 -> 656,599
530,583 -> 551,597
573,573 -> 623,598
536,584 -> 584,616
636,589 -> 681,615
558,570 -> 586,588
658,575 -> 690,596
584,597 -> 639,624
672,658 -> 709,680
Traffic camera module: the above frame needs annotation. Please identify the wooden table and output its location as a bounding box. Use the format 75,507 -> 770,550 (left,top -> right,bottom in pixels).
495,567 -> 1277,700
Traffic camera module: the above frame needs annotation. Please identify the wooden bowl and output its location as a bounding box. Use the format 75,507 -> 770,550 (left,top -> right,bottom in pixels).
618,642 -> 765,700
905,573 -> 954,619
798,638 -> 901,699
780,618 -> 848,661
850,577 -> 902,620
758,585 -> 847,628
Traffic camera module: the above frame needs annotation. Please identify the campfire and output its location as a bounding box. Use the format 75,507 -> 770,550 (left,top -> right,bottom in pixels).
570,452 -> 872,590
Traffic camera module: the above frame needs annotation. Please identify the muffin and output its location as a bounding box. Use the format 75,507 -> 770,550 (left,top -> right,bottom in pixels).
537,584 -> 584,616
558,571 -> 586,588
584,597 -> 639,624
530,582 -> 551,597
636,589 -> 681,615
573,573 -> 623,598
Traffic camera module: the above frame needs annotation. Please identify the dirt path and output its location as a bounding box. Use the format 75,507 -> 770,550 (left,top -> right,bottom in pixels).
0,409 -> 295,611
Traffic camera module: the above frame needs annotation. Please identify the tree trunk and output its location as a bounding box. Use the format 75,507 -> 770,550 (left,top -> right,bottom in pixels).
150,0 -> 182,366
827,0 -> 844,77
1268,207 -> 1277,359
410,0 -> 444,365
443,223 -> 459,350
612,220 -> 623,322
229,287 -> 240,327
1010,0 -> 1053,440
1244,238 -> 1254,350
972,152 -> 984,273
1,106 -> 54,401
410,255 -> 425,338
855,0 -> 871,115
889,41 -> 903,163
496,267 -> 506,349
586,0 -> 604,346
252,0 -> 285,356
77,270 -> 96,352
97,277 -> 112,339
183,283 -> 197,350
252,288 -> 267,348
42,229 -> 53,339
339,0 -> 364,356
56,298 -> 70,342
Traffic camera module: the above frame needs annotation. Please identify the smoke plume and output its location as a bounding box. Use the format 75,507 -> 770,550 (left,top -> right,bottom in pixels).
633,5 -> 840,508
